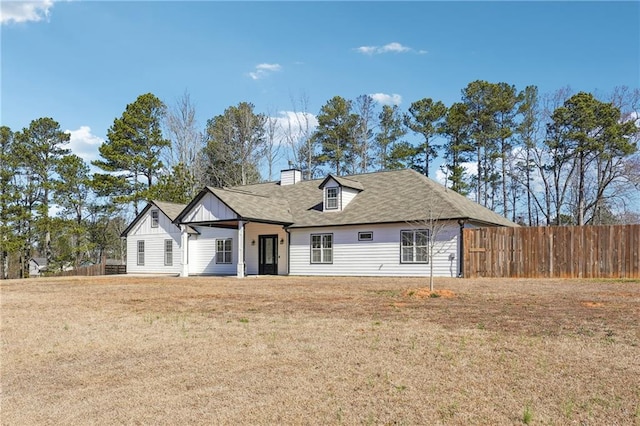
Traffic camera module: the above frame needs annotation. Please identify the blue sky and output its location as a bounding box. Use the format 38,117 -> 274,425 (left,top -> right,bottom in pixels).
2,1 -> 639,183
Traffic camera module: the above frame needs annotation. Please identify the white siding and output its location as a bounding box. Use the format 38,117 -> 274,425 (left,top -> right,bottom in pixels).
280,169 -> 302,186
341,187 -> 359,209
289,223 -> 460,277
244,223 -> 288,275
188,226 -> 237,275
182,192 -> 237,223
126,208 -> 182,275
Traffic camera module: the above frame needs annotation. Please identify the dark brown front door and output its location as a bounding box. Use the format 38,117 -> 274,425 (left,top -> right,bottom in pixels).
258,235 -> 278,275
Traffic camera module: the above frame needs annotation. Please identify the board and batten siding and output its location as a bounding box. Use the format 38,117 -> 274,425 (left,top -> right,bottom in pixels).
188,226 -> 237,275
182,192 -> 237,223
126,208 -> 182,274
289,223 -> 460,277
244,222 -> 288,275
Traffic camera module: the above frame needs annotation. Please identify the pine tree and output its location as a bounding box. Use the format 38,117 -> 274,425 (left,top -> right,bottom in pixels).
93,93 -> 169,215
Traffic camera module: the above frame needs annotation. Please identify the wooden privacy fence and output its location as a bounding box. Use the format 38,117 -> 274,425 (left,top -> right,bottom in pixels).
463,224 -> 640,279
47,263 -> 126,277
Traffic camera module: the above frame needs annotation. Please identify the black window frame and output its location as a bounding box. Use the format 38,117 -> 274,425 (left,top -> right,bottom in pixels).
137,240 -> 145,266
358,231 -> 373,241
164,239 -> 173,266
310,233 -> 333,264
400,229 -> 429,264
215,238 -> 232,264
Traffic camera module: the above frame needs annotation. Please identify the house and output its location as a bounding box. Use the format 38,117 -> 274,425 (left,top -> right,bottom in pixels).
122,169 -> 516,278
28,257 -> 48,277
121,200 -> 197,275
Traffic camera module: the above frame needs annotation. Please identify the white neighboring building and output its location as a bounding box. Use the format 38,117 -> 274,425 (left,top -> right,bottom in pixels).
122,169 -> 517,277
28,257 -> 48,277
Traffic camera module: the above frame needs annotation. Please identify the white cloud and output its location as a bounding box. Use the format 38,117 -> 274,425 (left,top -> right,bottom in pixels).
370,93 -> 402,106
267,111 -> 318,146
65,126 -> 104,164
248,63 -> 282,80
354,42 -> 425,55
356,46 -> 377,55
1,0 -> 55,24
379,42 -> 410,54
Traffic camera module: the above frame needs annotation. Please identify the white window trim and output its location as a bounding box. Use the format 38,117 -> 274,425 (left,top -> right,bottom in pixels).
137,240 -> 145,266
400,229 -> 429,264
164,239 -> 173,266
151,210 -> 159,228
216,238 -> 232,264
325,187 -> 339,210
310,233 -> 333,264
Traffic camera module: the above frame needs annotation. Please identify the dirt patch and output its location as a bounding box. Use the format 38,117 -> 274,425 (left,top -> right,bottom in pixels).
404,287 -> 456,299
582,301 -> 605,307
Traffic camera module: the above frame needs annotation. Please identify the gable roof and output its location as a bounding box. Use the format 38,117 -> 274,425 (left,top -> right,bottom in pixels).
207,187 -> 294,224
30,257 -> 47,266
211,168 -> 516,228
318,174 -> 364,191
174,186 -> 294,225
121,200 -> 197,237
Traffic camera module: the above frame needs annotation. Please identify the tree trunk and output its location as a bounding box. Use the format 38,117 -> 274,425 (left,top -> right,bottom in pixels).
577,152 -> 585,226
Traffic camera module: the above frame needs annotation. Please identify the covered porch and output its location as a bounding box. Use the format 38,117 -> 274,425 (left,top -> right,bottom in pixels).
180,220 -> 289,278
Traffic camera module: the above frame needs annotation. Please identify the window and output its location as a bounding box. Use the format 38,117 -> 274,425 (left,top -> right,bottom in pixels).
151,210 -> 159,228
358,232 -> 373,241
311,233 -> 333,263
325,187 -> 339,210
137,241 -> 145,265
401,230 -> 429,263
164,239 -> 173,266
216,239 -> 232,264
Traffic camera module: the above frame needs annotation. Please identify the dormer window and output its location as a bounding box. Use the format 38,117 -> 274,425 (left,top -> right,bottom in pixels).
319,174 -> 363,212
326,187 -> 339,210
151,210 -> 159,228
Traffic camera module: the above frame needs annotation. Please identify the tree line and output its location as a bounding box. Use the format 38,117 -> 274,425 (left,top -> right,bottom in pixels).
1,82 -> 638,278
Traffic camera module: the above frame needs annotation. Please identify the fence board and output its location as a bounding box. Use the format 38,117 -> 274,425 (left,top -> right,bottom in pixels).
463,224 -> 640,279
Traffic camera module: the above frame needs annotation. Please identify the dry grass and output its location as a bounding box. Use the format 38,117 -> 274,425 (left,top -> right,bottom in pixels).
1,275 -> 639,425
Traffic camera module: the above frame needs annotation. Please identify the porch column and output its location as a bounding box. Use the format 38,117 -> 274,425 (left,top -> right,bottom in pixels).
237,220 -> 245,278
180,225 -> 189,277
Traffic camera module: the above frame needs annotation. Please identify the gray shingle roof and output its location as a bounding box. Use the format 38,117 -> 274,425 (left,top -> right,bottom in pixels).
207,187 -> 294,224
152,201 -> 199,234
153,200 -> 188,221
319,174 -> 364,191
121,200 -> 198,237
217,169 -> 516,228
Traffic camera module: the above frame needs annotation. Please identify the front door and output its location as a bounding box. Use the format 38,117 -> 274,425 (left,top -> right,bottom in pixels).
258,235 -> 278,275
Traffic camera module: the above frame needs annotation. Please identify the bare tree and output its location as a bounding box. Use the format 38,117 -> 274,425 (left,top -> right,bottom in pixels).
164,90 -> 206,193
351,94 -> 376,173
406,208 -> 457,291
203,102 -> 265,187
284,93 -> 318,180
264,110 -> 283,181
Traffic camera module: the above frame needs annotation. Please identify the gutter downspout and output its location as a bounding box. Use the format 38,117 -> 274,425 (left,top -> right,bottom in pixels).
458,219 -> 465,278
